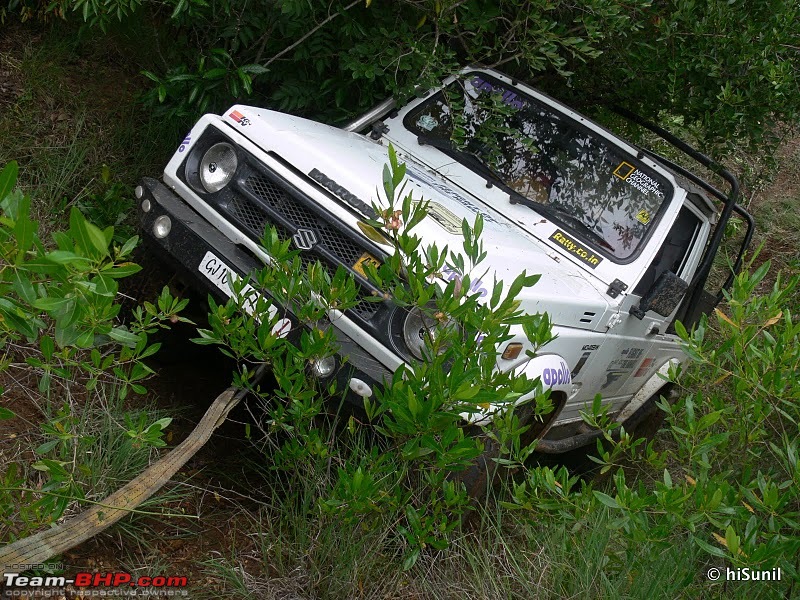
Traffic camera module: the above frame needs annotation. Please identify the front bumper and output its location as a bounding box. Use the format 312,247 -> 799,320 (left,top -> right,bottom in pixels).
136,177 -> 391,407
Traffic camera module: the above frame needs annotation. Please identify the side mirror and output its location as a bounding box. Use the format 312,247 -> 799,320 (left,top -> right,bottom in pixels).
630,271 -> 688,320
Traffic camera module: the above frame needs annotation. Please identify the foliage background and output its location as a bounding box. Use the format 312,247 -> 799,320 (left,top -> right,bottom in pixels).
5,0 -> 798,151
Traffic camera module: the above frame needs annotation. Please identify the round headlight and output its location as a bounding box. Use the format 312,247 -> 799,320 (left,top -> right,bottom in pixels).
199,142 -> 238,193
402,306 -> 440,360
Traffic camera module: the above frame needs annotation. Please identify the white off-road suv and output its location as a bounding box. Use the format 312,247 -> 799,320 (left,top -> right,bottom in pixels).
137,67 -> 752,453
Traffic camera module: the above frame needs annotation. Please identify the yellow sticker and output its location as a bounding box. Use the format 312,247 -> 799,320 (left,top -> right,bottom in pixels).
613,161 -> 636,180
352,252 -> 380,277
635,209 -> 650,225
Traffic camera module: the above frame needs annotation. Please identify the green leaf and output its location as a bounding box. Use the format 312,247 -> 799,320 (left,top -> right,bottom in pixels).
14,196 -> 35,252
593,491 -> 620,509
0,299 -> 37,338
35,439 -> 60,454
12,271 -> 36,305
108,327 -> 141,347
240,64 -> 269,76
725,525 -> 740,557
0,407 -> 15,420
170,0 -> 187,18
203,68 -> 228,80
76,329 -> 95,348
45,250 -> 92,265
382,164 -> 394,200
70,208 -> 97,256
693,535 -> 728,559
85,220 -> 110,256
402,548 -> 420,571
33,296 -> 72,312
149,417 -> 173,432
0,161 -> 18,200
119,235 -> 139,258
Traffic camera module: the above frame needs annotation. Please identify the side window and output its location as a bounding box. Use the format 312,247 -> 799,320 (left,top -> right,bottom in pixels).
634,206 -> 701,295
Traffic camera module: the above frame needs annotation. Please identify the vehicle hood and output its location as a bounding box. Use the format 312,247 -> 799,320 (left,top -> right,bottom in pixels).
223,106 -> 612,330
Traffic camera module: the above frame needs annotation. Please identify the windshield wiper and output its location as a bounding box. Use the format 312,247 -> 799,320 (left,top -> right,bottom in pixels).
416,135 -> 506,189
508,195 -> 614,251
541,207 -> 614,251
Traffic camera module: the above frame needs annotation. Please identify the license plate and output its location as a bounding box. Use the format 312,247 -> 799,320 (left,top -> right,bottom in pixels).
352,252 -> 380,277
197,251 -> 291,337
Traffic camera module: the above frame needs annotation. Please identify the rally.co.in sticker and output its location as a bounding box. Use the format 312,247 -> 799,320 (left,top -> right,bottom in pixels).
548,230 -> 603,268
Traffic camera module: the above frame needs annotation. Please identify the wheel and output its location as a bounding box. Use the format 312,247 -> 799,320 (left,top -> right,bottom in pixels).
526,384 -> 679,481
455,392 -> 568,501
620,383 -> 677,440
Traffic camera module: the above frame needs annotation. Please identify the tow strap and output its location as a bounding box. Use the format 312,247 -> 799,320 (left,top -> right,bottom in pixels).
0,367 -> 265,577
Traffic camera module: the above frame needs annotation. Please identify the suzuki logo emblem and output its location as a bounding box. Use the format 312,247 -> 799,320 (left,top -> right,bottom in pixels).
292,228 -> 318,250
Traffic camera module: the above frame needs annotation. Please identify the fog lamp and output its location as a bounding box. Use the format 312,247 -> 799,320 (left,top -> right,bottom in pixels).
153,215 -> 172,239
310,355 -> 336,378
349,377 -> 373,398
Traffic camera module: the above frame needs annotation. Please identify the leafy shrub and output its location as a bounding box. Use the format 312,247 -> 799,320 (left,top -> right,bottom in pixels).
8,1 -> 796,152
505,259 -> 800,594
0,160 -> 187,535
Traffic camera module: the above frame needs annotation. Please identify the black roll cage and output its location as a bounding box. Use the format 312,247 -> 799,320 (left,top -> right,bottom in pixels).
611,107 -> 755,326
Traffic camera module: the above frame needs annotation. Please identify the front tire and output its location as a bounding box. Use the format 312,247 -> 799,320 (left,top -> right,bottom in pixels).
456,392 -> 567,501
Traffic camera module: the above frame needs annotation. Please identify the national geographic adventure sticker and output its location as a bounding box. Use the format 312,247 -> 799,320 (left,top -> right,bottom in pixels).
548,230 -> 603,269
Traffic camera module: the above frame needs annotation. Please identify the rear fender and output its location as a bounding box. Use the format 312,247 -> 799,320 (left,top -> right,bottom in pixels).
615,358 -> 679,423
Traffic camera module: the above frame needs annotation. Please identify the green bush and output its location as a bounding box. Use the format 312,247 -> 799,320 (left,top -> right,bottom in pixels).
0,160 -> 188,536
504,259 -> 800,594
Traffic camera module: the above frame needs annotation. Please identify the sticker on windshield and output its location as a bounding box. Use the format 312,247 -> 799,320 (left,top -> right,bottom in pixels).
635,209 -> 651,225
613,161 -> 664,199
548,230 -> 603,269
469,75 -> 527,110
416,115 -> 439,131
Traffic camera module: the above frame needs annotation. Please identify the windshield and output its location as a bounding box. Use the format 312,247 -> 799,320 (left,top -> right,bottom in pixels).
404,72 -> 673,261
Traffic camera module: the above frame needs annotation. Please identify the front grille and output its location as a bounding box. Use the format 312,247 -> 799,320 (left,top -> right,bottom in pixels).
229,195 -> 269,236
244,175 -> 318,230
222,166 -> 383,321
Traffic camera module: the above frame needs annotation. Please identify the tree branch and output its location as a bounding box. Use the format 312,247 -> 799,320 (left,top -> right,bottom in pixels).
262,0 -> 362,68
